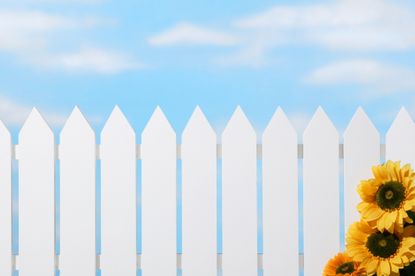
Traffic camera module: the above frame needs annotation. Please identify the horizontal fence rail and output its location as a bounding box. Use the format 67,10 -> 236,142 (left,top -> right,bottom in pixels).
0,106 -> 414,276
11,143 -> 389,160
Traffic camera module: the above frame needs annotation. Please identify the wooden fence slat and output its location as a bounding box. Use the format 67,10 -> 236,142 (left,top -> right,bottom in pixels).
222,106 -> 257,276
343,108 -> 380,233
303,107 -> 339,276
141,107 -> 176,275
386,107 -> 415,165
262,107 -> 298,275
18,108 -> 55,275
59,107 -> 96,275
101,106 -> 136,275
181,106 -> 217,276
0,120 -> 12,276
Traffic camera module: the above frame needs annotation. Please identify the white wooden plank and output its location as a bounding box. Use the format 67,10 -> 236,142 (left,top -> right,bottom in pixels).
59,107 -> 96,275
18,108 -> 55,275
303,107 -> 339,276
101,106 -> 136,275
386,107 -> 415,165
181,106 -> 217,276
343,108 -> 380,232
262,107 -> 298,275
141,107 -> 176,275
222,106 -> 257,276
0,120 -> 12,276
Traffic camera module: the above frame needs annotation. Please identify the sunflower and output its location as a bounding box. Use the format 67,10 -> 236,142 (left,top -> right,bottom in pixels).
357,161 -> 415,233
346,221 -> 415,276
323,252 -> 365,275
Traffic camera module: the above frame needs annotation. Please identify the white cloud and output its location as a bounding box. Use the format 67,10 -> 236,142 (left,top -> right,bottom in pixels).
214,41 -> 269,68
0,95 -> 68,127
148,22 -> 240,46
0,10 -> 77,31
28,47 -> 142,74
305,59 -> 415,94
234,0 -> 415,51
41,0 -> 102,3
234,0 -> 388,29
4,0 -> 101,3
0,10 -> 140,73
0,10 -> 95,53
148,0 -> 415,68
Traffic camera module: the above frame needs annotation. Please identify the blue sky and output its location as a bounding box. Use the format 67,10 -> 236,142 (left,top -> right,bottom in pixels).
3,2 -> 415,274
0,0 -> 414,139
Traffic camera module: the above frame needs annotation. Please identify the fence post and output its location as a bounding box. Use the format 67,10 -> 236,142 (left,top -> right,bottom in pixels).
18,109 -> 55,275
60,107 -> 96,276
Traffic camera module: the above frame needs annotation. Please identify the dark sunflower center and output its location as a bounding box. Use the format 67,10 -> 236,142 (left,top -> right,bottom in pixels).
366,232 -> 400,258
335,262 -> 355,274
375,181 -> 405,210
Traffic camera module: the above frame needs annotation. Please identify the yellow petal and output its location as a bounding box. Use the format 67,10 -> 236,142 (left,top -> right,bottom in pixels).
366,258 -> 379,274
385,211 -> 397,233
379,260 -> 390,275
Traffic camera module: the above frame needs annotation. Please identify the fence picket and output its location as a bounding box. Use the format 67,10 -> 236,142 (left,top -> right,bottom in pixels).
303,107 -> 339,276
59,107 -> 96,275
222,106 -> 257,276
181,106 -> 217,276
262,107 -> 298,275
343,108 -> 380,233
0,120 -> 12,276
386,107 -> 415,165
101,106 -> 136,275
141,107 -> 176,275
18,109 -> 55,275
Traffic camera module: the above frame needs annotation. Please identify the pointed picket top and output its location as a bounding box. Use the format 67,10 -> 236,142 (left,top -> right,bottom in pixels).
221,105 -> 257,275
181,105 -> 217,276
59,105 -> 96,275
100,105 -> 136,275
386,107 -> 414,139
182,106 -> 216,141
386,107 -> 415,165
344,107 -> 378,138
0,119 -> 10,140
101,105 -> 134,138
19,108 -> 53,139
61,106 -> 94,138
222,106 -> 256,141
303,106 -> 338,140
262,106 -> 298,275
303,106 -> 339,275
18,107 -> 55,275
388,107 -> 413,130
141,105 -> 177,274
142,106 -> 175,138
343,107 -> 380,236
263,107 -> 296,141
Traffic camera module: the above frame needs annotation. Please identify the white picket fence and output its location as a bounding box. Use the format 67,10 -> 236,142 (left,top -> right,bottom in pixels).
0,105 -> 414,276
